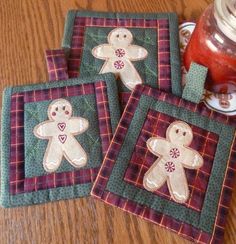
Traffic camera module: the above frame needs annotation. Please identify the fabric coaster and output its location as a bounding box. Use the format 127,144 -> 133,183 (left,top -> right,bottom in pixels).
91,84 -> 236,243
46,10 -> 182,109
0,73 -> 120,207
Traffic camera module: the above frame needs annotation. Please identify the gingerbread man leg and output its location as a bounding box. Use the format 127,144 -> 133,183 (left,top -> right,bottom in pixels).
119,61 -> 143,90
143,159 -> 167,191
99,60 -> 115,74
44,139 -> 63,172
167,165 -> 189,203
63,136 -> 87,168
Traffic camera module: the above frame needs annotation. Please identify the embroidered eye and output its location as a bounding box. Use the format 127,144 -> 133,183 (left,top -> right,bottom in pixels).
176,129 -> 179,134
124,34 -> 127,38
55,107 -> 58,111
183,132 -> 186,136
62,106 -> 66,111
116,34 -> 119,38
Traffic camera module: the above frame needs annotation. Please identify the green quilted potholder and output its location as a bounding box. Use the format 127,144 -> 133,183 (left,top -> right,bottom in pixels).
59,10 -> 182,108
0,73 -> 120,207
91,84 -> 236,244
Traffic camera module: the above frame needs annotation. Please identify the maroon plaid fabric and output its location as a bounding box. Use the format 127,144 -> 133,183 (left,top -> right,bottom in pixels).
124,110 -> 218,212
45,49 -> 69,81
91,85 -> 236,244
9,81 -> 112,195
95,81 -> 113,157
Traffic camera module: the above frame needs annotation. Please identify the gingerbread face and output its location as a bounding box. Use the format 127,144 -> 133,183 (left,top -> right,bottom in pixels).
108,28 -> 133,47
48,99 -> 72,121
167,121 -> 193,146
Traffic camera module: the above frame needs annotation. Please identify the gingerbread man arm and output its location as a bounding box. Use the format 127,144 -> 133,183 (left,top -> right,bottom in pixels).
146,137 -> 170,157
68,117 -> 89,134
181,148 -> 203,169
34,121 -> 56,139
126,45 -> 148,61
92,44 -> 114,60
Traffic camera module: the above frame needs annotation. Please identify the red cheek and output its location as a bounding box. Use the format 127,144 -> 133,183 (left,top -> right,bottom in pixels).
65,111 -> 69,115
52,112 -> 56,116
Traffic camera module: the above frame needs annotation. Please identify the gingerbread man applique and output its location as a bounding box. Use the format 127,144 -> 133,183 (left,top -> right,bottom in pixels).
92,28 -> 148,91
143,121 -> 203,203
33,99 -> 89,173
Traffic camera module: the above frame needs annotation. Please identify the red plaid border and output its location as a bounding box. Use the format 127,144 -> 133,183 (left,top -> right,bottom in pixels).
67,17 -> 171,102
124,110 -> 218,212
45,49 -> 69,81
91,85 -> 236,243
10,81 -> 112,195
95,81 -> 113,157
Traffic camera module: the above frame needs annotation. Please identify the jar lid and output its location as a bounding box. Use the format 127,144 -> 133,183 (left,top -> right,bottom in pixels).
214,0 -> 236,42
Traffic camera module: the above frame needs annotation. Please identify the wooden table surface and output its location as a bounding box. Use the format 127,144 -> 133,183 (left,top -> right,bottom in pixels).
0,0 -> 235,243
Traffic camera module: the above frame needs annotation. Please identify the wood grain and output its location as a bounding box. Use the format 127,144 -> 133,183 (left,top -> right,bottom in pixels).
0,0 -> 235,243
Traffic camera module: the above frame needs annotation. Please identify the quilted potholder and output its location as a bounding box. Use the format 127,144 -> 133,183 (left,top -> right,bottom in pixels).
91,84 -> 236,243
0,73 -> 120,207
46,10 -> 182,108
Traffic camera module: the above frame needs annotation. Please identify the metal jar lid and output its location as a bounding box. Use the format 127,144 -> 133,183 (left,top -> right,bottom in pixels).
214,0 -> 236,42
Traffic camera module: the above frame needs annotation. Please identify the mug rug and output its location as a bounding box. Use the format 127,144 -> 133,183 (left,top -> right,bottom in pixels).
54,10 -> 182,108
91,84 -> 236,243
0,73 -> 120,207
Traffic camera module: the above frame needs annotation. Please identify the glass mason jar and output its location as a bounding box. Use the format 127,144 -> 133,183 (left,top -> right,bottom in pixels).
184,0 -> 236,93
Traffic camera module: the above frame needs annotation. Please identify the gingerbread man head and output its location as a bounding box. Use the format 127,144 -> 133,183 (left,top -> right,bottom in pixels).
166,121 -> 193,146
48,99 -> 73,121
108,28 -> 133,47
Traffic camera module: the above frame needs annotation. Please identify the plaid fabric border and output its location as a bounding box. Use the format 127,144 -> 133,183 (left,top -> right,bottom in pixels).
9,81 -> 112,195
91,85 -> 236,243
95,81 -> 113,157
124,110 -> 218,212
66,16 -> 171,104
45,49 -> 69,81
95,191 -> 212,243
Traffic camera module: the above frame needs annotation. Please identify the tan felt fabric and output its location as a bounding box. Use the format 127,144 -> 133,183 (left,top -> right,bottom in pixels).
33,99 -> 89,172
92,28 -> 148,90
143,121 -> 203,203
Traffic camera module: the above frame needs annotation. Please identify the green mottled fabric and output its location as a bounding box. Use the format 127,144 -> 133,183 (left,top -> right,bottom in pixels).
62,10 -> 182,97
80,27 -> 157,92
24,94 -> 101,178
106,94 -> 235,234
0,73 -> 120,208
182,62 -> 208,103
